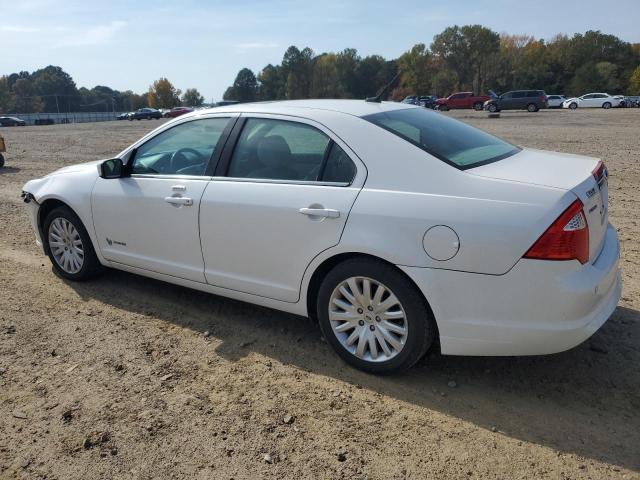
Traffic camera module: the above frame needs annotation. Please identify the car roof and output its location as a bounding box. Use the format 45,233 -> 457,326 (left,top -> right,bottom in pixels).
193,99 -> 414,118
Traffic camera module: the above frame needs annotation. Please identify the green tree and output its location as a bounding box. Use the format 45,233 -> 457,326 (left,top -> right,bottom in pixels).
0,76 -> 14,113
398,43 -> 434,94
335,48 -> 360,97
282,46 -> 314,99
182,88 -> 204,106
594,62 -> 621,92
148,78 -> 181,108
12,78 -> 43,113
31,65 -> 79,112
258,64 -> 286,100
311,54 -> 341,98
432,25 -> 500,92
629,65 -> 640,95
354,55 -> 389,98
223,68 -> 259,102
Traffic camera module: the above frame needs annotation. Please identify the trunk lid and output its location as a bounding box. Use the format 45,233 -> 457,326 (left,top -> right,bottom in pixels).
468,148 -> 609,263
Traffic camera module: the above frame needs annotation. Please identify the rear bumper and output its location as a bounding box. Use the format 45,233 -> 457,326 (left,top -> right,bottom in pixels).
401,223 -> 621,356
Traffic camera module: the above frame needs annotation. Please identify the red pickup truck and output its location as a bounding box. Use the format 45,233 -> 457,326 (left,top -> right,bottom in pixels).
435,92 -> 491,111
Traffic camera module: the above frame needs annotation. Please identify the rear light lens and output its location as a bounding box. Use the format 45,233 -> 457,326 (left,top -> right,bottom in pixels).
592,160 -> 606,184
524,199 -> 589,264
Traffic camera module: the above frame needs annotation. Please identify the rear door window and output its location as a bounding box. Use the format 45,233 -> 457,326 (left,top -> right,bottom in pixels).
227,118 -> 330,181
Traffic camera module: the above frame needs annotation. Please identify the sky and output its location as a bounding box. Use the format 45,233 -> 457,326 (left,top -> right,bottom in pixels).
1,0 -> 639,101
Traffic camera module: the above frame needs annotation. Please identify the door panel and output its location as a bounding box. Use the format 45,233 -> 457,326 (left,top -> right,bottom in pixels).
199,181 -> 360,302
92,177 -> 209,282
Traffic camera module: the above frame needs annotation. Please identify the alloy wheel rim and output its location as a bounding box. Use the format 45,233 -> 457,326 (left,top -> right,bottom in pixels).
328,276 -> 408,362
48,218 -> 84,274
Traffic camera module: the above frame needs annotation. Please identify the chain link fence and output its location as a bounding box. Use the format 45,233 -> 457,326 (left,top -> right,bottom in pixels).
6,112 -> 128,126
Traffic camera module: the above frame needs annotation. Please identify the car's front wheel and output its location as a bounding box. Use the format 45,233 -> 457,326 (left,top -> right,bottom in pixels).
569,102 -> 578,110
488,103 -> 498,113
317,258 -> 435,374
44,206 -> 102,281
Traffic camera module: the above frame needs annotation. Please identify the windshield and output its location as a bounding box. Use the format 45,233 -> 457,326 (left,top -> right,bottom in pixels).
363,108 -> 519,169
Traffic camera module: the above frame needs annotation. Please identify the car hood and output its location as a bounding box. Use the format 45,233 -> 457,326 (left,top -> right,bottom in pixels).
45,159 -> 103,177
466,148 -> 598,190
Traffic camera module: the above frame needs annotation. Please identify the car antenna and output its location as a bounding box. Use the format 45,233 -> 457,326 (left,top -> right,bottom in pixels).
365,71 -> 401,103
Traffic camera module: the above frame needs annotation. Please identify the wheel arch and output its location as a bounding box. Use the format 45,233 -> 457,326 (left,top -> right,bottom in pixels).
304,251 -> 439,340
37,198 -> 92,256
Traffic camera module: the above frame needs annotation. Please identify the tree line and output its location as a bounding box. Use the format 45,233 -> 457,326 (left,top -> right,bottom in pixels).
0,66 -> 205,114
223,26 -> 640,102
1,26 -> 639,114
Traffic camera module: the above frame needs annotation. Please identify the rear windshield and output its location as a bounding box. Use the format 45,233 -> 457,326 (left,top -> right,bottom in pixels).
363,108 -> 519,169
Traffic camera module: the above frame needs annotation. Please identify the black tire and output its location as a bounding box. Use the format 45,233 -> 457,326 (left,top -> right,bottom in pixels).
317,258 -> 436,374
43,206 -> 103,281
602,102 -> 611,109
473,102 -> 483,111
488,103 -> 498,113
569,102 -> 578,110
527,103 -> 538,112
437,105 -> 449,111
0,154 -> 4,168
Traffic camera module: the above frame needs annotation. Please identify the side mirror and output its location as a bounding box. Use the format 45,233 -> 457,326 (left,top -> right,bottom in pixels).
99,158 -> 124,179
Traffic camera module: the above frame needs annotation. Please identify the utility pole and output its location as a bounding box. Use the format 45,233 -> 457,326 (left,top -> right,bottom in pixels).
55,95 -> 60,115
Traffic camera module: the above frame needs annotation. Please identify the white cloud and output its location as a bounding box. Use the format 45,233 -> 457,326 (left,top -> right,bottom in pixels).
234,41 -> 279,50
53,20 -> 127,48
0,25 -> 39,33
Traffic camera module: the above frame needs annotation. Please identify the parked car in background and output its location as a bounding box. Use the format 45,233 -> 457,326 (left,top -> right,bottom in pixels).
620,96 -> 640,108
21,100 -> 620,373
401,96 -> 420,105
562,93 -> 621,110
419,95 -> 438,109
0,116 -> 27,127
0,133 -> 5,168
128,108 -> 162,120
546,95 -> 566,108
484,90 -> 548,112
163,106 -> 194,118
435,92 -> 491,111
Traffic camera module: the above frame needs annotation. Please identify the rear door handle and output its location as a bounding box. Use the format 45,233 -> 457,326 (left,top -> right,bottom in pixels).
164,196 -> 193,206
299,207 -> 340,218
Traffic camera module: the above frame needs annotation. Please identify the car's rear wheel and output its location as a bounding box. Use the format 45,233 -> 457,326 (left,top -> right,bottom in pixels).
317,258 -> 435,374
488,103 -> 498,113
569,102 -> 578,110
44,206 -> 102,281
602,102 -> 611,109
527,103 -> 538,112
473,102 -> 483,111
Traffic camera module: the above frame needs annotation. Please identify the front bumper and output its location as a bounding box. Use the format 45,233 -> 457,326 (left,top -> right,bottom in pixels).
401,223 -> 621,356
22,194 -> 44,252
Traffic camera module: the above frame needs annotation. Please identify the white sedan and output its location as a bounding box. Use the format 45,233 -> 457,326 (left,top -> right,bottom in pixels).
563,93 -> 622,109
21,100 -> 621,373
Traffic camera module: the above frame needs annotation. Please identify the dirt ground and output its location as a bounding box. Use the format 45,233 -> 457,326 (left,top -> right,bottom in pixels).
0,109 -> 638,480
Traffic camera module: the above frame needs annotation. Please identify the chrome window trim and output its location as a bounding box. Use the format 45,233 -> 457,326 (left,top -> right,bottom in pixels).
210,176 -> 351,187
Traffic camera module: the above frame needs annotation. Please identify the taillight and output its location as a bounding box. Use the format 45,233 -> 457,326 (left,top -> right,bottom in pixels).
592,160 -> 606,184
524,199 -> 589,264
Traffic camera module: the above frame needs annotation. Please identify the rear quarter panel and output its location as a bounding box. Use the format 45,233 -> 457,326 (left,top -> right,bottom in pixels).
311,112 -> 575,275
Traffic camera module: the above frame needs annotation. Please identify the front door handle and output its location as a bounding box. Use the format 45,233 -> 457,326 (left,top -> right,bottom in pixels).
164,196 -> 193,206
299,207 -> 340,218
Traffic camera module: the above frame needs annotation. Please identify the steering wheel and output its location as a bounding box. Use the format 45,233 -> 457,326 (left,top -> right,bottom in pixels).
169,148 -> 203,173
